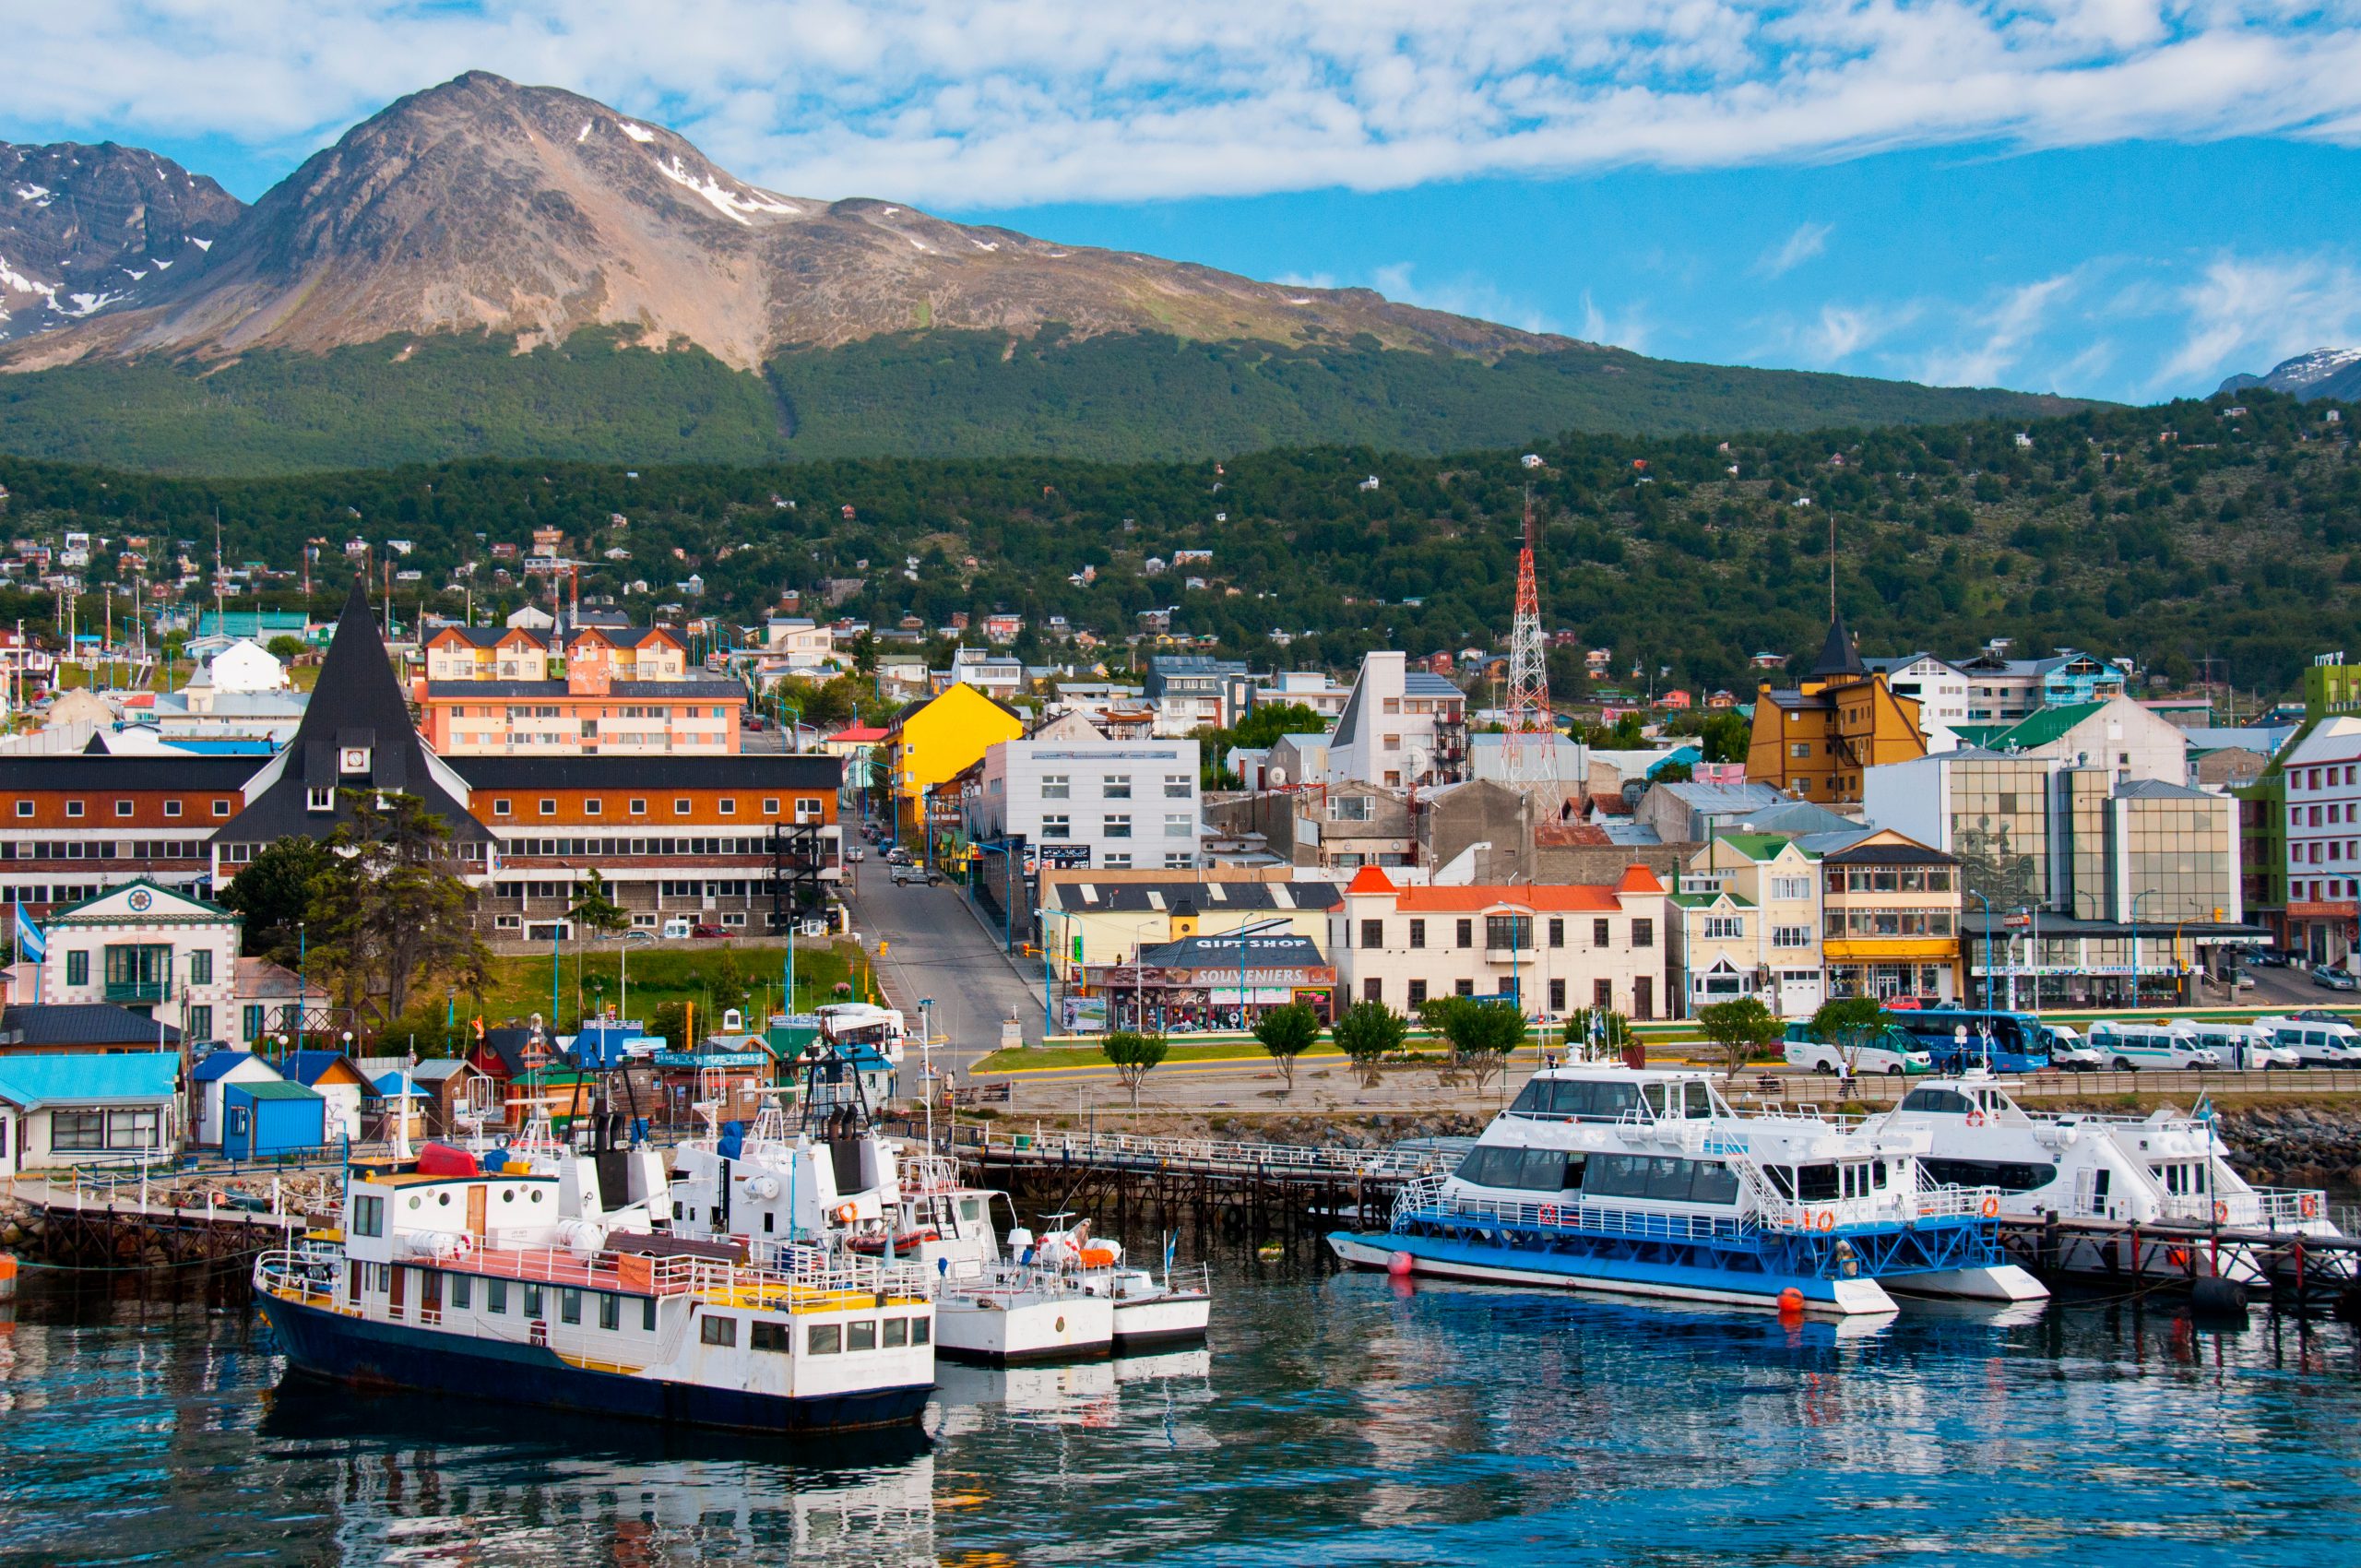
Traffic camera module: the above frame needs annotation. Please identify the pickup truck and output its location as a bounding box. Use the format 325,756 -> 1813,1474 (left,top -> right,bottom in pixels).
890,863 -> 944,886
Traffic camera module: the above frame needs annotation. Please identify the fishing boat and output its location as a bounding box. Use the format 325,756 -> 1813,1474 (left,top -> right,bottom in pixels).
1873,1073 -> 2350,1288
667,1049 -> 1118,1363
1024,1218 -> 1213,1348
254,1141 -> 935,1433
1328,1061 -> 2047,1315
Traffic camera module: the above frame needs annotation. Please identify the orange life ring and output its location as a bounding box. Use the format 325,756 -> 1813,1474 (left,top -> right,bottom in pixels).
1537,1204 -> 1560,1227
834,1203 -> 857,1224
1815,1209 -> 1836,1232
1964,1110 -> 1986,1128
2213,1201 -> 2229,1225
2301,1194 -> 2320,1219
2168,1246 -> 2190,1268
1980,1196 -> 2000,1219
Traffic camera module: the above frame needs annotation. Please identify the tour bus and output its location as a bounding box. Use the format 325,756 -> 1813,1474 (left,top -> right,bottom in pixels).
2254,1016 -> 2361,1068
2083,1020 -> 2223,1071
1779,1022 -> 1934,1077
1882,1007 -> 2052,1074
2172,1019 -> 2298,1070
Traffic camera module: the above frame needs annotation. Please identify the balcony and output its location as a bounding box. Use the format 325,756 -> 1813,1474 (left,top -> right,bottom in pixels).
103,978 -> 172,1004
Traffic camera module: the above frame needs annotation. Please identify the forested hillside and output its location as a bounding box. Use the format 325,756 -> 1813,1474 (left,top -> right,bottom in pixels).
0,327 -> 2076,476
1,391 -> 2351,700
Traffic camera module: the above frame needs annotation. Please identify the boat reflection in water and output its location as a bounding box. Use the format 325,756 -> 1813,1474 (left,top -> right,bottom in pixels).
258,1381 -> 938,1565
931,1346 -> 1216,1443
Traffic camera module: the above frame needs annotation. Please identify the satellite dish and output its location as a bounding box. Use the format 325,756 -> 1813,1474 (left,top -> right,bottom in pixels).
1267,765 -> 1288,788
1408,745 -> 1431,781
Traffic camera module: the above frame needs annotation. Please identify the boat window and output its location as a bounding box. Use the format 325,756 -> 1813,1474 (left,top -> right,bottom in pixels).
1455,1145 -> 1576,1192
1584,1154 -> 1738,1205
1899,1088 -> 1974,1114
884,1317 -> 910,1348
451,1274 -> 471,1310
1683,1082 -> 1714,1119
1793,1164 -> 1840,1202
961,1198 -> 982,1223
808,1323 -> 842,1355
351,1194 -> 385,1237
643,1298 -> 658,1331
1510,1080 -> 1549,1114
848,1320 -> 878,1352
1921,1158 -> 2058,1192
701,1314 -> 737,1348
1767,1166 -> 1793,1199
523,1285 -> 543,1318
1640,1084 -> 1668,1118
599,1293 -> 621,1331
752,1321 -> 792,1352
1872,1160 -> 1888,1190
560,1289 -> 582,1324
1520,1078 -> 1645,1120
912,1317 -> 931,1347
488,1279 -> 507,1314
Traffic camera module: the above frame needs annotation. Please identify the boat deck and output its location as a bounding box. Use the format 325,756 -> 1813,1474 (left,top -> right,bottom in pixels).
383,1244 -> 930,1316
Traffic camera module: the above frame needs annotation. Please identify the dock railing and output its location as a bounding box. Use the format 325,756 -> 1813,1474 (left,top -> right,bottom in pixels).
961,1126 -> 1444,1182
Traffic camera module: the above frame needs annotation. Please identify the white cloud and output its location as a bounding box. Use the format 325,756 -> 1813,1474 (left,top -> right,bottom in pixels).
2149,254 -> 2361,393
1755,220 -> 1833,279
1916,272 -> 2077,387
1577,290 -> 1649,353
6,4 -> 2361,207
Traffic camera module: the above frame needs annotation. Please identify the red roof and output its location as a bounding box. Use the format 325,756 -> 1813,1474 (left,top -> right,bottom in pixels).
828,724 -> 890,743
1388,883 -> 1626,912
1345,865 -> 1398,895
1616,863 -> 1665,895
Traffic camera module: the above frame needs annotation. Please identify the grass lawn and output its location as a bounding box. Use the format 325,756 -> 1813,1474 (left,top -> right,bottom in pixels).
471,940 -> 878,1036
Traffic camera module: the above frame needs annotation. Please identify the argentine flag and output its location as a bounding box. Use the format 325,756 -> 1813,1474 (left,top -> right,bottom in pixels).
14,903 -> 43,964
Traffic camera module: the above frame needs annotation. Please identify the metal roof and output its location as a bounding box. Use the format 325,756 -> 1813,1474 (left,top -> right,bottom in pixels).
453,754 -> 841,790
0,1004 -> 184,1047
0,1051 -> 179,1110
1046,880 -> 1342,914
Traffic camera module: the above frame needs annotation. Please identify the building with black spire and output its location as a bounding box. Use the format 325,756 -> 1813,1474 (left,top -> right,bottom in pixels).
1745,610 -> 1927,803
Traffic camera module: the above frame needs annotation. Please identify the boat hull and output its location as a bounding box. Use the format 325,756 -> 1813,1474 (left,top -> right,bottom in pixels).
1110,1292 -> 1212,1349
257,1290 -> 931,1434
1328,1230 -> 1899,1315
934,1292 -> 1116,1364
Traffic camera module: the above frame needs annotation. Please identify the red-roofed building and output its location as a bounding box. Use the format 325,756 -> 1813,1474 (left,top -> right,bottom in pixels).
1334,864 -> 1670,1021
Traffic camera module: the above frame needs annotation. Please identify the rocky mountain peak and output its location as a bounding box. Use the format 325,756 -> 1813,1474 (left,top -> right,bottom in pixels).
0,140 -> 243,342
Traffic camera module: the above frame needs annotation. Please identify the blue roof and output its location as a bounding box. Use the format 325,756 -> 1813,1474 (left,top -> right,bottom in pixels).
192,1051 -> 276,1083
370,1070 -> 418,1096
0,1051 -> 179,1111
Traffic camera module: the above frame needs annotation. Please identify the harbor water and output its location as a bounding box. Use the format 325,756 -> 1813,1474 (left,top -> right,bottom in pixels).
4,1244 -> 2359,1566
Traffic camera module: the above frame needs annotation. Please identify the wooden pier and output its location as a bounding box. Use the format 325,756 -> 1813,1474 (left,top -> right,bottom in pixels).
5,1178 -> 309,1277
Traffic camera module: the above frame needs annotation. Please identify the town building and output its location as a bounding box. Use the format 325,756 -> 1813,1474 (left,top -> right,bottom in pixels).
421,624 -> 552,681
189,1050 -> 286,1148
0,1051 -> 179,1175
1946,695 -> 2190,786
2274,717 -> 2361,967
968,735 -> 1201,873
0,751 -> 257,913
1325,651 -> 1468,790
1861,653 -> 1971,735
1669,834 -> 1826,1018
418,663 -> 747,755
1248,670 -> 1352,721
1747,613 -> 1927,802
1951,647 -> 2130,722
1085,929 -> 1336,1033
31,880 -> 242,1046
880,684 -> 1026,845
1040,875 -> 1342,974
1815,829 -> 1962,1004
1143,655 -> 1251,736
1332,863 -> 1671,1021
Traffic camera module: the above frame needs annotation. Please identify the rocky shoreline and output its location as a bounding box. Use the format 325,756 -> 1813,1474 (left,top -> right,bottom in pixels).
2218,1103 -> 2361,1190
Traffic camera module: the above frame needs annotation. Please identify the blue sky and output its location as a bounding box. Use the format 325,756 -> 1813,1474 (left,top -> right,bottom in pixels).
9,3 -> 2361,401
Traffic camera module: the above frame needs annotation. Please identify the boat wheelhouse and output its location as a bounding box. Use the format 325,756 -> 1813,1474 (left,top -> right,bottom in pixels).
1329,1063 -> 2046,1315
254,1144 -> 935,1434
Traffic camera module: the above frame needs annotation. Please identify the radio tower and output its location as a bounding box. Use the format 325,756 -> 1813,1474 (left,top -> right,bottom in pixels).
1502,487 -> 1558,788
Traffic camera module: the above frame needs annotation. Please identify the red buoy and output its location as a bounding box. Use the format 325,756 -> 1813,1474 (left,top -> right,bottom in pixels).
1777,1287 -> 1805,1315
1387,1251 -> 1415,1277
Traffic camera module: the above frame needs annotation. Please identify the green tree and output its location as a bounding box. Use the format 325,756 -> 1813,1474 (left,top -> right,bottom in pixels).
305,790 -> 489,1033
567,866 -> 629,939
1252,1003 -> 1322,1094
1562,1008 -> 1633,1060
265,634 -> 305,661
1809,995 -> 1891,1074
219,835 -> 337,958
1332,999 -> 1408,1090
1100,1029 -> 1169,1111
1698,996 -> 1784,1080
1420,995 -> 1527,1099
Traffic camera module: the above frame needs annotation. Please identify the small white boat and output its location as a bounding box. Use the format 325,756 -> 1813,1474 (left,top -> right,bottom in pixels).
1026,1219 -> 1212,1349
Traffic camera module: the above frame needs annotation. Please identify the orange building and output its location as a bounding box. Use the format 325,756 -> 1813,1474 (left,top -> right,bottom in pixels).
1746,614 -> 1926,804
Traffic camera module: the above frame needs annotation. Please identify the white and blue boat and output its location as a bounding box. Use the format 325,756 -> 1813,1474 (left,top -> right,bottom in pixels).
1329,1062 -> 2047,1315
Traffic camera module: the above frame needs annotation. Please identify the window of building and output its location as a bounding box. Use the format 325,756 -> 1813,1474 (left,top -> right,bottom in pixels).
1595,980 -> 1613,1008
1631,919 -> 1654,948
1549,979 -> 1566,1013
305,788 -> 332,813
1165,775 -> 1192,798
1548,918 -> 1565,948
65,949 -> 89,986
1331,796 -> 1371,822
1164,852 -> 1193,869
1454,979 -> 1476,997
798,797 -> 825,824
674,798 -> 691,814
1104,777 -> 1133,799
629,798 -> 647,815
1362,978 -> 1383,1003
1773,925 -> 1813,948
1594,919 -> 1611,947
242,1004 -> 266,1040
113,800 -> 133,818
163,800 -> 182,819
1104,853 -> 1132,869
1041,776 -> 1070,800
1104,814 -> 1132,838
1406,979 -> 1428,1007
1041,814 -> 1070,839
188,950 -> 213,985
1456,918 -> 1473,948
718,799 -> 736,815
1408,919 -> 1425,949
762,798 -> 780,815
1704,916 -> 1743,940
1770,875 -> 1811,902
11,802 -> 28,818
1165,814 -> 1192,837
1360,918 -> 1384,948
1486,914 -> 1532,950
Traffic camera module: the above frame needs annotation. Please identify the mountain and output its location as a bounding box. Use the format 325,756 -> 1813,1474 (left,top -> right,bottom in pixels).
0,141 -> 243,342
2217,347 -> 2361,403
0,72 -> 2082,473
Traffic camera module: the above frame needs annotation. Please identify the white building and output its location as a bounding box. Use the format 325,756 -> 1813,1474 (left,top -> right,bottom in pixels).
944,647 -> 1025,701
1325,652 -> 1468,790
971,736 -> 1202,872
2281,717 -> 2361,965
1252,670 -> 1352,721
1863,653 -> 1971,738
36,879 -> 243,1045
757,617 -> 838,676
205,639 -> 289,693
1332,863 -> 1672,1021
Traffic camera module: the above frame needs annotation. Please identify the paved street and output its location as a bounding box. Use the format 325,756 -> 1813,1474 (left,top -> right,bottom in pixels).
843,872 -> 1046,1072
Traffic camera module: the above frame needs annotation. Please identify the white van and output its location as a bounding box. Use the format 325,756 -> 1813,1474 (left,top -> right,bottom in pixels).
2256,1016 -> 2361,1067
660,915 -> 694,940
2084,1021 -> 2222,1071
1780,1025 -> 1932,1077
2173,1019 -> 2298,1070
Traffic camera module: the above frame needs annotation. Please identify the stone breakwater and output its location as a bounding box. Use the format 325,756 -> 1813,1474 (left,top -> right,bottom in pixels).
2219,1103 -> 2361,1190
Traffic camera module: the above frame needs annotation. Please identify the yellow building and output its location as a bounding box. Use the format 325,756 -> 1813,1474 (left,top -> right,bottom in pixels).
1747,613 -> 1925,803
1671,833 -> 1829,1019
1819,827 -> 1963,1004
881,684 -> 1024,844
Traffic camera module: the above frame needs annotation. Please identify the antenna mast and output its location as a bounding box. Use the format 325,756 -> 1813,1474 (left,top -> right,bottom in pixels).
1502,486 -> 1558,790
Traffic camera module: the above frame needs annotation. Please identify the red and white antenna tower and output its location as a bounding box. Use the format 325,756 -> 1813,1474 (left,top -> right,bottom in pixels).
1502,486 -> 1558,789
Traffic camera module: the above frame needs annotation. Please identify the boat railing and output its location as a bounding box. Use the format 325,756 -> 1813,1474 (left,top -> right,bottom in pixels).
1907,1182 -> 2007,1222
2155,1187 -> 2328,1229
972,1127 -> 1441,1179
254,1244 -> 349,1311
1392,1176 -> 1750,1242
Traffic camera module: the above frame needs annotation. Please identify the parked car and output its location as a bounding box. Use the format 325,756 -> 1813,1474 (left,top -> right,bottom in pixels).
2083,1021 -> 2222,1072
2040,1026 -> 2105,1071
691,923 -> 729,939
2174,1019 -> 2299,1070
890,863 -> 943,886
884,845 -> 913,866
2294,1009 -> 2352,1024
2258,1015 -> 2361,1067
2248,947 -> 2292,967
2313,965 -> 2359,992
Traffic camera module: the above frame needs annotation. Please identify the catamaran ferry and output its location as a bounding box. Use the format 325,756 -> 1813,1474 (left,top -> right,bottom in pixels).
254,1142 -> 936,1433
1329,1061 -> 2047,1315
